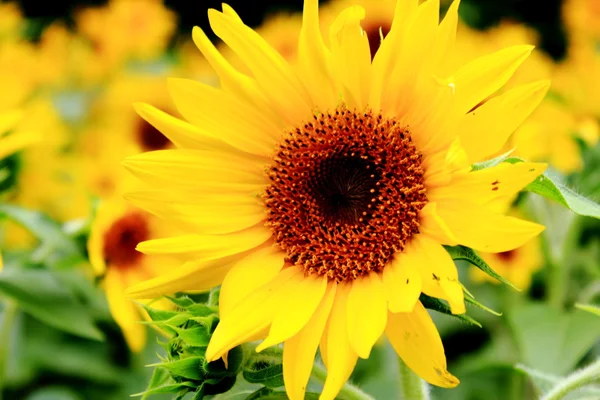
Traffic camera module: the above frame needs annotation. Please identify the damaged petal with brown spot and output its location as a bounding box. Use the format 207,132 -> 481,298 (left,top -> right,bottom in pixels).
103,212 -> 150,268
264,106 -> 428,282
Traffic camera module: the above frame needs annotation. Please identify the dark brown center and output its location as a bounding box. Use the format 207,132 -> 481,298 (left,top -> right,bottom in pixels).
264,106 -> 428,282
103,212 -> 150,268
137,117 -> 171,151
364,21 -> 391,60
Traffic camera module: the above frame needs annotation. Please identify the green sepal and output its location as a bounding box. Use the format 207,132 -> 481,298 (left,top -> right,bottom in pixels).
464,292 -> 502,316
243,348 -> 285,388
167,295 -> 196,308
172,326 -> 211,347
150,356 -> 206,380
419,294 -> 482,327
444,245 -> 520,290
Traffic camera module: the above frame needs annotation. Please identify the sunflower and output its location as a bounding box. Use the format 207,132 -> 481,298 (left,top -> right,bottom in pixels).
76,0 -> 177,69
124,1 -> 548,398
88,197 -> 181,351
562,0 -> 600,44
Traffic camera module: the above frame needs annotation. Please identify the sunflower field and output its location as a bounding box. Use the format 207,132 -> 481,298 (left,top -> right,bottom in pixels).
0,0 -> 599,399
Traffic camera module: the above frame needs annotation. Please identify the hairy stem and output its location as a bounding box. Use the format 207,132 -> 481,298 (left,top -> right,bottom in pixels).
541,358 -> 600,400
398,357 -> 430,400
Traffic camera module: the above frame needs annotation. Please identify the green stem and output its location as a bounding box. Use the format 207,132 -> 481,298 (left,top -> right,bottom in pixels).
0,300 -> 18,400
312,362 -> 375,400
541,358 -> 600,400
398,357 -> 430,400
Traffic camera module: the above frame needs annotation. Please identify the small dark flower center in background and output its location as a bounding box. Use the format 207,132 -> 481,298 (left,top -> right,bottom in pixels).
364,21 -> 391,60
137,117 -> 171,151
497,250 -> 517,263
264,107 -> 428,282
103,212 -> 150,267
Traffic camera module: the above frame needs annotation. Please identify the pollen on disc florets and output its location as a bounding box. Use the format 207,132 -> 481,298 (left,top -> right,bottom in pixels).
264,106 -> 428,282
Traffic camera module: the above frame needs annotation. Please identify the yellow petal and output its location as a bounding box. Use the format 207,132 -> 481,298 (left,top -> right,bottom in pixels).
329,6 -> 371,109
427,0 -> 460,77
459,80 -> 550,162
122,148 -> 267,190
0,110 -> 24,135
125,254 -> 242,299
370,0 -> 418,108
219,246 -> 285,318
429,162 -> 547,206
449,45 -> 534,115
419,202 -> 458,245
191,26 -> 274,113
346,272 -> 387,359
256,273 -> 328,352
136,224 -> 271,258
208,10 -> 311,125
410,235 -> 465,314
0,131 -> 39,160
386,301 -> 459,388
105,268 -> 146,352
125,190 -> 266,235
283,282 -> 336,400
436,199 -> 545,252
382,254 -> 422,313
168,78 -> 279,157
320,284 -> 359,400
206,267 -> 302,361
297,0 -> 337,110
134,102 -> 233,151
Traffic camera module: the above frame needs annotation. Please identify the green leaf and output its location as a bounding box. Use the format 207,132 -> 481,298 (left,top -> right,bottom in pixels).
26,386 -> 83,400
471,149 -> 515,171
444,245 -> 519,290
464,293 -> 502,316
0,268 -> 104,340
243,356 -> 284,388
508,303 -> 600,374
419,294 -> 482,327
503,159 -> 600,219
0,205 -> 83,267
574,303 -> 600,317
153,357 -> 205,380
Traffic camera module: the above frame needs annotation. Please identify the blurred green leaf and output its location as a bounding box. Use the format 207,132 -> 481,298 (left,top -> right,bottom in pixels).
25,386 -> 83,400
0,268 -> 104,340
0,205 -> 83,267
445,245 -> 519,290
508,303 -> 600,374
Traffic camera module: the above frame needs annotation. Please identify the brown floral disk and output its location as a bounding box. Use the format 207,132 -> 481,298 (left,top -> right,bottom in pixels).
103,212 -> 149,268
264,106 -> 428,282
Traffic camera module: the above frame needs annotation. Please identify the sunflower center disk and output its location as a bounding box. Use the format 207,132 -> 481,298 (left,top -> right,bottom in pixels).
264,107 -> 428,282
103,212 -> 150,268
